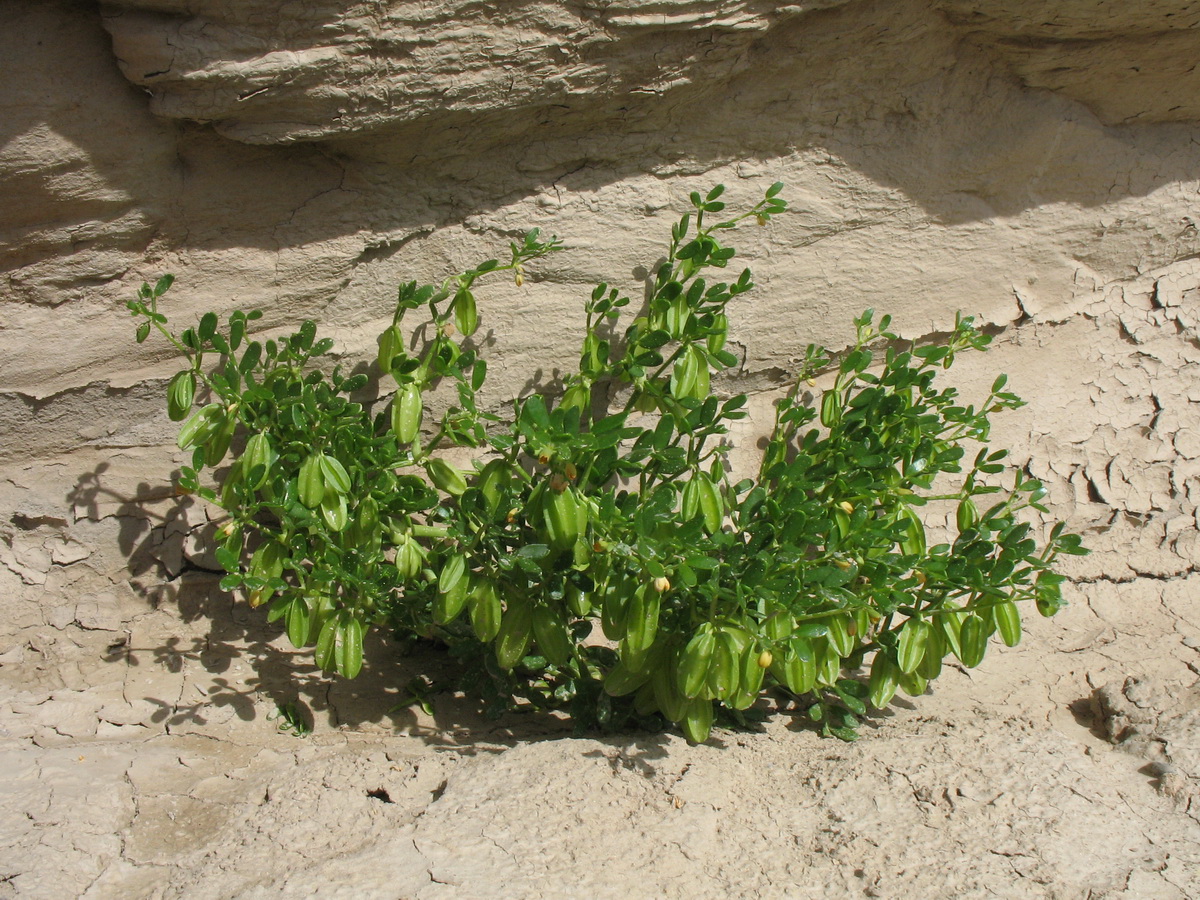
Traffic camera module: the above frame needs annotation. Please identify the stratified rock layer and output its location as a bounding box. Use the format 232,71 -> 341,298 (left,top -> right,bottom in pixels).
98,1 -> 847,144
98,0 -> 1200,144
941,1 -> 1200,124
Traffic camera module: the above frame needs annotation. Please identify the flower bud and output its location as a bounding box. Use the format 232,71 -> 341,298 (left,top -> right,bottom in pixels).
652,576 -> 671,593
838,501 -> 855,514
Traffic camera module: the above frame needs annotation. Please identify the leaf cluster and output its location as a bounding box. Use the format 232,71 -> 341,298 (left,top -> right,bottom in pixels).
127,183 -> 1085,742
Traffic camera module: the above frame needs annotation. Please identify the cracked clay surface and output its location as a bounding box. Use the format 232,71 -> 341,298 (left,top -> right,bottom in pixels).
4,266 -> 1200,898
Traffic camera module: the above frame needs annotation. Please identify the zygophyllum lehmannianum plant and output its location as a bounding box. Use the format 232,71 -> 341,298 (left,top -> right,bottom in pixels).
127,184 -> 1086,742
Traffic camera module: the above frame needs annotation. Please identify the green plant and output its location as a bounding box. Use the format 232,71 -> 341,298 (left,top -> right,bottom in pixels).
269,701 -> 312,737
127,183 -> 1086,742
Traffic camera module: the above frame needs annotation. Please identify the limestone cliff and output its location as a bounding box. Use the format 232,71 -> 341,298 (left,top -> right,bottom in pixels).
97,1 -> 1200,144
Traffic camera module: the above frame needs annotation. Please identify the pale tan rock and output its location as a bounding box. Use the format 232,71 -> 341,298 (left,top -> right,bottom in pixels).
940,0 -> 1200,124
4,0 -> 1200,444
99,1 -> 847,144
97,0 -> 1200,140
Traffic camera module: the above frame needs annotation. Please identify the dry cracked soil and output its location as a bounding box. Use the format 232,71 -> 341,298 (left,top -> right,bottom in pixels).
1,452 -> 1199,899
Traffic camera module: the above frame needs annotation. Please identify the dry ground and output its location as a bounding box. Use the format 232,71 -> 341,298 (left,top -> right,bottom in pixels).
1,452 -> 1198,898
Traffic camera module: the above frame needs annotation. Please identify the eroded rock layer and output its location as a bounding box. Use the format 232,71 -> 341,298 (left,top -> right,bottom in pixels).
99,1 -> 848,144
98,0 -> 1200,144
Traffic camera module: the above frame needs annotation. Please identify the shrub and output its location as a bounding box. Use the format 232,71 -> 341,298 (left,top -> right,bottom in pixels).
127,184 -> 1085,742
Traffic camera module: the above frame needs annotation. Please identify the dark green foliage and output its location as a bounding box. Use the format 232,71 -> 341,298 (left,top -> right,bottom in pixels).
126,184 -> 1085,742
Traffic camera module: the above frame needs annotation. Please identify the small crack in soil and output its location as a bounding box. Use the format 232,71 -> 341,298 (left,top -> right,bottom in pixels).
1074,567 -> 1199,586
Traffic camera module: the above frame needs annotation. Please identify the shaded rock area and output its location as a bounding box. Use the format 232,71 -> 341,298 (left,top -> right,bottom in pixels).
1093,676 -> 1200,817
940,0 -> 1200,125
3,0 -> 1200,897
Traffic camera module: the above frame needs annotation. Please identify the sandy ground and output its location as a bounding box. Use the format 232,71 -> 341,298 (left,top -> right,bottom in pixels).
6,278 -> 1200,898
2,463 -> 1199,900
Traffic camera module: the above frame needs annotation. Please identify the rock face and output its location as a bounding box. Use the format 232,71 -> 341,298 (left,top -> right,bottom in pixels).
97,0 -> 1200,144
7,0 -> 1200,448
99,1 -> 851,144
3,2 -> 1200,896
941,1 -> 1200,124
